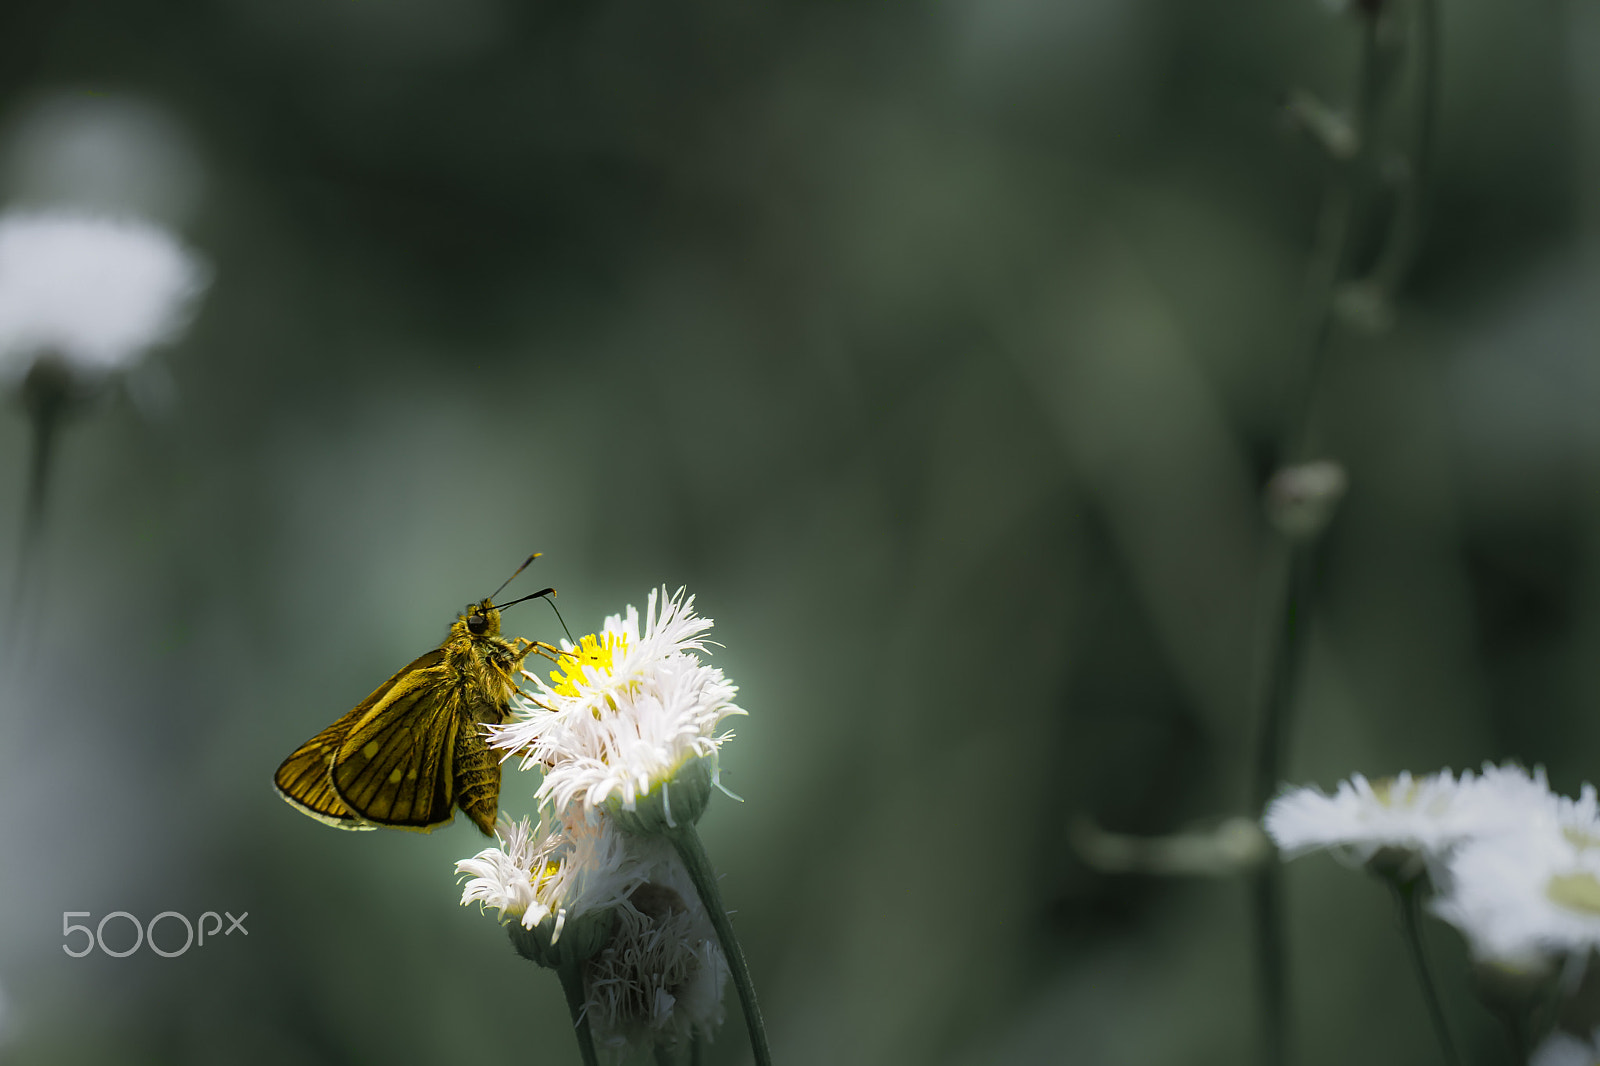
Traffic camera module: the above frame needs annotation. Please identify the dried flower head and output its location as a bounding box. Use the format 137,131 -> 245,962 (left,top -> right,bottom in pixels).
583,842 -> 729,1059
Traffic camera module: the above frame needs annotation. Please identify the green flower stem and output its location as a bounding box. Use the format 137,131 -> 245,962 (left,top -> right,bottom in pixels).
1247,16 -> 1385,1066
1249,861 -> 1290,1066
6,372 -> 66,664
666,825 -> 773,1066
1373,0 -> 1442,294
1281,12 -> 1383,459
1498,1010 -> 1531,1066
691,1034 -> 707,1066
1392,880 -> 1462,1066
556,960 -> 601,1066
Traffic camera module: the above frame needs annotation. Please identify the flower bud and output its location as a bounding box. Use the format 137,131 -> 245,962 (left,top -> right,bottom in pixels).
1468,953 -> 1559,1020
507,906 -> 618,971
609,755 -> 717,838
1265,461 -> 1348,540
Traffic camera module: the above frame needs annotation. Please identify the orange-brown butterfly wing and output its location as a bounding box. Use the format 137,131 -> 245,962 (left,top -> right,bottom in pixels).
329,661 -> 465,832
273,648 -> 448,830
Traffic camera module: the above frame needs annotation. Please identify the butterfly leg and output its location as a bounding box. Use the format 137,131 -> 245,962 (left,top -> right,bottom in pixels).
514,637 -> 567,666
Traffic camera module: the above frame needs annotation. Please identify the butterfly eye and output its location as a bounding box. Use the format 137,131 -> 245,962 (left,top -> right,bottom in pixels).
467,613 -> 489,635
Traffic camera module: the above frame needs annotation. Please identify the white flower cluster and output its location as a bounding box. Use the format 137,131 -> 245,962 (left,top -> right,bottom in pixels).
455,587 -> 740,1056
1266,765 -> 1600,965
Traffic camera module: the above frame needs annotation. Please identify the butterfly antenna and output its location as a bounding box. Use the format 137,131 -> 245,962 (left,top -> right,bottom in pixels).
494,587 -> 574,644
544,597 -> 574,644
488,553 -> 542,602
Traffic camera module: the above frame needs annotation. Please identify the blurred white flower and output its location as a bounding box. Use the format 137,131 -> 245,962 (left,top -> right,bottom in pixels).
1553,784 -> 1600,850
1532,1027 -> 1600,1066
1,92 -> 206,224
1263,764 -> 1554,876
1432,821 -> 1600,963
0,209 -> 208,382
584,842 -> 728,1058
456,809 -> 648,936
493,587 -> 745,825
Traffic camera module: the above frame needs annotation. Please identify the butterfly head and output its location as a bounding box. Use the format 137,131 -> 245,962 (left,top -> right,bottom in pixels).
461,598 -> 502,637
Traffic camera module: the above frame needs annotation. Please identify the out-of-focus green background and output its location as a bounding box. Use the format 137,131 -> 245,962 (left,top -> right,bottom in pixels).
0,0 -> 1594,1062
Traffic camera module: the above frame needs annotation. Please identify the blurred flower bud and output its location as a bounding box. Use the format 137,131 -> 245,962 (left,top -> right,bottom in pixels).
1,91 -> 206,226
1468,953 -> 1559,1020
1283,90 -> 1358,161
1334,279 -> 1395,334
1559,949 -> 1600,1035
1320,0 -> 1388,19
1265,461 -> 1348,539
1070,815 -> 1271,877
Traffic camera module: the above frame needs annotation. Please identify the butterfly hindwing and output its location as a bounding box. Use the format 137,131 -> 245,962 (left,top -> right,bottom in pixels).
274,648 -> 450,830
272,705 -> 372,830
330,663 -> 465,832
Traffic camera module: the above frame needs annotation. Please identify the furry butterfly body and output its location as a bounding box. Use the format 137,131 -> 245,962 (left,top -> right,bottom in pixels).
274,595 -> 549,836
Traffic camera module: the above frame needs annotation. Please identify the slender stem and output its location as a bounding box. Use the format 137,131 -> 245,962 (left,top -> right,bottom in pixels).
1392,880 -> 1462,1066
653,1043 -> 677,1066
556,960 -> 601,1066
1373,0 -> 1442,294
1247,18 -> 1386,1066
6,383 -> 65,663
667,825 -> 773,1066
1498,1009 -> 1531,1066
1249,542 -> 1313,1066
1250,862 -> 1290,1066
1251,545 -> 1317,813
690,1035 -> 706,1066
1283,14 -> 1384,462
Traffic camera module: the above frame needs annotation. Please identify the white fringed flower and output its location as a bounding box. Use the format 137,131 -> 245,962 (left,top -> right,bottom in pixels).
1532,1027 -> 1600,1066
584,841 -> 729,1058
0,209 -> 207,381
1431,821 -> 1600,964
1264,764 -> 1555,876
1552,784 -> 1600,850
456,809 -> 648,937
492,588 -> 745,825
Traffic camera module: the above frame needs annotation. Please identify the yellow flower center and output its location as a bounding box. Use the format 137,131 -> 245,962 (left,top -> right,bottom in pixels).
1565,827 -> 1600,851
549,632 -> 628,697
1372,778 -> 1418,808
1546,872 -> 1600,916
532,859 -> 563,895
